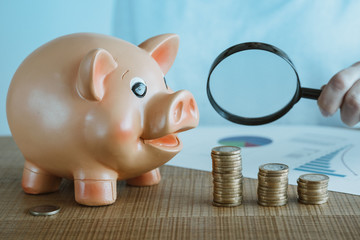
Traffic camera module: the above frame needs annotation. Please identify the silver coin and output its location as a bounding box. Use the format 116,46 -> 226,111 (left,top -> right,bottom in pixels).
257,189 -> 288,196
214,190 -> 243,196
212,201 -> 242,207
29,205 -> 60,216
211,146 -> 241,155
213,195 -> 243,203
297,180 -> 328,189
213,174 -> 242,181
298,193 -> 329,201
257,194 -> 288,201
213,165 -> 242,170
258,199 -> 288,207
297,188 -> 328,195
214,177 -> 243,183
213,192 -> 242,198
211,154 -> 242,159
299,174 -> 329,183
213,163 -> 242,169
213,182 -> 242,189
212,158 -> 242,163
259,163 -> 289,173
258,174 -> 288,182
213,168 -> 242,174
258,181 -> 288,188
212,160 -> 242,166
214,189 -> 243,195
298,197 -> 328,205
258,172 -> 288,178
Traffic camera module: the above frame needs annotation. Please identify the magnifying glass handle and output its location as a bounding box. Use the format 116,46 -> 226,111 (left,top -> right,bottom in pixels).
301,87 -> 322,100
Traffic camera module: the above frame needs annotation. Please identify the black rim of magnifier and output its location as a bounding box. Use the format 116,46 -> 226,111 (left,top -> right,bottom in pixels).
206,42 -> 301,125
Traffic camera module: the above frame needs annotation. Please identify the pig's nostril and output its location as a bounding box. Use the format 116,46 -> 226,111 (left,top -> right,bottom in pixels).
174,101 -> 183,123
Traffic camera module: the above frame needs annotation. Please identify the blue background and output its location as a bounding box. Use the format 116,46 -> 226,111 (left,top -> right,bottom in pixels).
1,0 -> 360,135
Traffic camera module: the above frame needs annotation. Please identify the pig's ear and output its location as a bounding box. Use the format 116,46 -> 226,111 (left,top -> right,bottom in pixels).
76,48 -> 118,101
139,34 -> 179,75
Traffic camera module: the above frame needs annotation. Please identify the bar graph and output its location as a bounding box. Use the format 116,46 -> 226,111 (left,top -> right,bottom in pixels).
294,145 -> 351,178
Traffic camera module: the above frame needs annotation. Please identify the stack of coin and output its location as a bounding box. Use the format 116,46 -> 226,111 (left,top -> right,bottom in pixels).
257,163 -> 289,207
297,174 -> 329,205
212,146 -> 243,207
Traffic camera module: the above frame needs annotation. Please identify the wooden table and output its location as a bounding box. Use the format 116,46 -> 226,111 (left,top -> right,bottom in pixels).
1,137 -> 359,239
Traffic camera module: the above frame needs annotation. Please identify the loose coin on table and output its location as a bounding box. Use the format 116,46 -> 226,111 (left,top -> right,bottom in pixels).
212,146 -> 243,207
29,205 -> 60,216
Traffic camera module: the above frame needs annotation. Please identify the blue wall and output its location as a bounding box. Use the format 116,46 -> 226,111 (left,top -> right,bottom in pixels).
113,0 -> 360,128
2,0 -> 360,135
0,0 -> 115,135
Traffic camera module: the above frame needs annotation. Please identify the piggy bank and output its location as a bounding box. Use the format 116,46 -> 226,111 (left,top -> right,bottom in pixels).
6,33 -> 199,206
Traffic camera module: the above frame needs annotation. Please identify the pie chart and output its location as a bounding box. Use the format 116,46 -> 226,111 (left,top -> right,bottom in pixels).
218,136 -> 272,148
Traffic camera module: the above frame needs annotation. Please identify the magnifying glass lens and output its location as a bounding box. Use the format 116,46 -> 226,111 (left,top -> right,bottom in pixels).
209,49 -> 298,118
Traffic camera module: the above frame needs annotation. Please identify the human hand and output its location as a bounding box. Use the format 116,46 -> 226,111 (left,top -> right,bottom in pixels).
318,62 -> 360,126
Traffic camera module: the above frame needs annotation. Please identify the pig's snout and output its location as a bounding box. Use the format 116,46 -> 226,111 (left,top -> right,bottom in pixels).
143,90 -> 199,140
171,90 -> 199,132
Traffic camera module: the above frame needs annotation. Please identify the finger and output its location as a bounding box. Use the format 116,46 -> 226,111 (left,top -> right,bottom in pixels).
340,79 -> 360,126
318,62 -> 360,116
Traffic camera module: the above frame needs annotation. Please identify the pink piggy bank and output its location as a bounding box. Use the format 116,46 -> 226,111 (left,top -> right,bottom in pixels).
6,33 -> 199,206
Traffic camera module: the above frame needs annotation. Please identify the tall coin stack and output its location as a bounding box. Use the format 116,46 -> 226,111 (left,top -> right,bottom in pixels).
257,163 -> 289,207
297,174 -> 329,205
212,146 -> 243,207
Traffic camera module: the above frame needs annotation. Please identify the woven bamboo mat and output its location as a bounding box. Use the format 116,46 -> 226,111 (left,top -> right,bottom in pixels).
0,137 -> 359,239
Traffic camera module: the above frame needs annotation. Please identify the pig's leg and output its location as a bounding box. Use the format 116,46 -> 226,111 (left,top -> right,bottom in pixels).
74,174 -> 117,206
126,168 -> 161,186
22,160 -> 62,194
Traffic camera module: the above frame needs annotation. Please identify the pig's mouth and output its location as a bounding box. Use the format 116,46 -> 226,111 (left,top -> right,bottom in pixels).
142,133 -> 181,151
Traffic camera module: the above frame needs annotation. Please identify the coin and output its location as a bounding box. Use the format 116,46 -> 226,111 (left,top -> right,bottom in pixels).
211,154 -> 242,159
258,181 -> 288,188
212,162 -> 242,168
29,205 -> 60,216
212,201 -> 242,207
257,194 -> 288,201
259,163 -> 289,173
258,199 -> 288,207
298,193 -> 329,200
214,189 -> 243,195
213,195 -> 243,203
213,192 -> 241,199
297,188 -> 328,195
299,174 -> 329,183
298,198 -> 328,205
257,185 -> 288,192
258,189 -> 287,196
297,180 -> 328,188
213,181 -> 242,189
212,146 -> 241,155
213,173 -> 242,181
213,165 -> 242,172
258,172 -> 287,177
258,174 -> 288,182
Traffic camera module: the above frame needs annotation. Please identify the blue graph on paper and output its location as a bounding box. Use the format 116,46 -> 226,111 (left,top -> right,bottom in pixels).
294,145 -> 355,178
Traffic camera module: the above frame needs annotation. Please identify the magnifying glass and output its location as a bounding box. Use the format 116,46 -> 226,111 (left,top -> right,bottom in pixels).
207,42 -> 322,125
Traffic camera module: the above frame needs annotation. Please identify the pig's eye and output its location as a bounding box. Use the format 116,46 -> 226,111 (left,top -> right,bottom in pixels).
130,77 -> 147,98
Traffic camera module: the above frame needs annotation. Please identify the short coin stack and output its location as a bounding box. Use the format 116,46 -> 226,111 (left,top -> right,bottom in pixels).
297,174 -> 329,205
257,163 -> 289,207
212,146 -> 243,207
